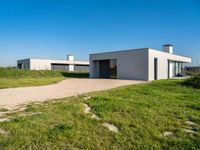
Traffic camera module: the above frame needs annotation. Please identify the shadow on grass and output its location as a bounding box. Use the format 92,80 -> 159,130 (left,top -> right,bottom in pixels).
61,72 -> 89,78
181,75 -> 200,89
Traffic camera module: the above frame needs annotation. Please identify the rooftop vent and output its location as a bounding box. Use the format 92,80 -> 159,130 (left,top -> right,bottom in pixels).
163,44 -> 173,54
67,54 -> 74,61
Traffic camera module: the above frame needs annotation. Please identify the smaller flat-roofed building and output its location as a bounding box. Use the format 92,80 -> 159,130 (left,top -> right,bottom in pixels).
17,55 -> 89,72
90,45 -> 192,81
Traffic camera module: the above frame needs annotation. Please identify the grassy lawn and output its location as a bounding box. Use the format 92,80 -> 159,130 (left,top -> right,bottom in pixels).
0,80 -> 199,150
0,67 -> 89,89
0,78 -> 65,89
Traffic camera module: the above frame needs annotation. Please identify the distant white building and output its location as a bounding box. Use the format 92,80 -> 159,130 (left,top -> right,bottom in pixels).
17,55 -> 89,72
90,45 -> 192,81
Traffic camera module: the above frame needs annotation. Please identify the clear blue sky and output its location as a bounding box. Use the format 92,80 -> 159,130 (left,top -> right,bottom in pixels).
0,0 -> 200,66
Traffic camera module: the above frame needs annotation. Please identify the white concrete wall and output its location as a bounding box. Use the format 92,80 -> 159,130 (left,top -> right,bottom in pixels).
18,58 -> 89,71
90,49 -> 149,80
148,49 -> 191,80
30,59 -> 51,70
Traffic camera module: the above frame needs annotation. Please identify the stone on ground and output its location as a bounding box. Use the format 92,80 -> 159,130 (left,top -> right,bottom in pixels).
91,114 -> 101,120
0,118 -> 10,122
185,121 -> 196,126
0,129 -> 9,135
163,131 -> 173,137
102,123 -> 119,133
83,103 -> 101,120
0,112 -> 9,117
18,112 -> 42,117
183,129 -> 195,133
83,96 -> 91,101
83,103 -> 119,133
83,103 -> 91,114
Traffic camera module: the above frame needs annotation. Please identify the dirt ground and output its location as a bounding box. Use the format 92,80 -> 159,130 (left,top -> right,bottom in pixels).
0,78 -> 147,109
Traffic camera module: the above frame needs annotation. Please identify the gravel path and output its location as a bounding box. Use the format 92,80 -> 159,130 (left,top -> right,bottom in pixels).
0,78 -> 147,109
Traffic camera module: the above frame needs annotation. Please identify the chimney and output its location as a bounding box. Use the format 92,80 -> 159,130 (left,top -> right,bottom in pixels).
67,54 -> 74,61
163,44 -> 173,54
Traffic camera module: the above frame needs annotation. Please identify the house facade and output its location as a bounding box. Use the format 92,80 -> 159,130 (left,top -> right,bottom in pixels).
17,55 -> 89,72
89,45 -> 191,81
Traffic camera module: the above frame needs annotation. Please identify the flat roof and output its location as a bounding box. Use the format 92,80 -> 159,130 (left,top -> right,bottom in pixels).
17,58 -> 89,65
90,47 -> 190,59
90,48 -> 148,55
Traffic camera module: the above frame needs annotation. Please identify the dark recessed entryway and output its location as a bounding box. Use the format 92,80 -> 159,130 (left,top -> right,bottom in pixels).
99,59 -> 117,79
154,58 -> 158,80
99,60 -> 110,78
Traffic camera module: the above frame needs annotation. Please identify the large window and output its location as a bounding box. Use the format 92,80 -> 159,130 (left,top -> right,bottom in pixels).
51,64 -> 69,71
172,61 -> 183,77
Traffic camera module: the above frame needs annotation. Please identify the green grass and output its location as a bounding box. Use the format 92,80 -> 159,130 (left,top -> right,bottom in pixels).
0,67 -> 63,78
0,78 -> 65,89
0,80 -> 199,150
0,67 -> 89,88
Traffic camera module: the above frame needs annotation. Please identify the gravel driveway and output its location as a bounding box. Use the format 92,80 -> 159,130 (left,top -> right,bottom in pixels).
0,78 -> 147,109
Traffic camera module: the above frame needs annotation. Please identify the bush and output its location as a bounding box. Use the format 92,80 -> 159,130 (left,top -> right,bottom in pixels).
182,75 -> 200,89
0,67 -> 89,79
0,67 -> 63,78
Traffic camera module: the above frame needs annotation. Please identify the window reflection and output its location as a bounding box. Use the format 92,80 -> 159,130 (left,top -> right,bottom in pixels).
172,61 -> 183,77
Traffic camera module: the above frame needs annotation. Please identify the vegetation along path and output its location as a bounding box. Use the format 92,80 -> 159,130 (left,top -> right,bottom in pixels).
0,78 -> 146,109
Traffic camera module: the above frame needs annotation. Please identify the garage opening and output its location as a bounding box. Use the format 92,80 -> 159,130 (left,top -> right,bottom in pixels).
18,64 -> 22,69
99,59 -> 117,79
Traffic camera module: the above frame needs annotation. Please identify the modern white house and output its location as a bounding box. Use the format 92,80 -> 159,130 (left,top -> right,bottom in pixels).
90,45 -> 192,81
17,55 -> 89,72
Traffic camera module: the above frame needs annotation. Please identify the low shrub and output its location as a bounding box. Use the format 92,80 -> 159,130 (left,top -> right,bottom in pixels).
0,67 -> 89,79
182,75 -> 200,89
0,67 -> 62,78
